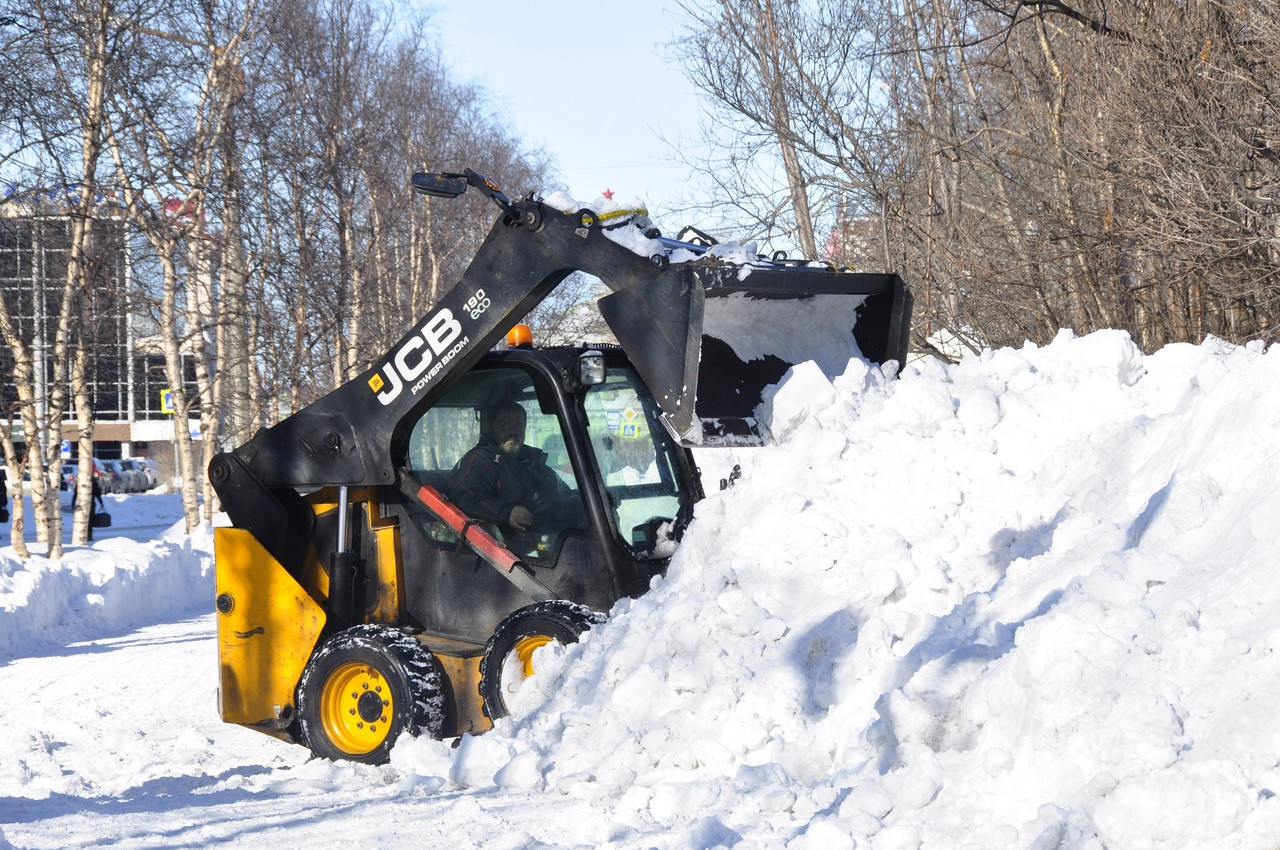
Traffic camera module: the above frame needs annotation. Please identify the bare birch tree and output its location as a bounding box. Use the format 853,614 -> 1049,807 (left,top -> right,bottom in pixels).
0,0 -> 139,550
99,1 -> 258,530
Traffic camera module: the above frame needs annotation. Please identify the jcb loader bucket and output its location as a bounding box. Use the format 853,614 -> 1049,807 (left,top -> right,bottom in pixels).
599,260 -> 911,446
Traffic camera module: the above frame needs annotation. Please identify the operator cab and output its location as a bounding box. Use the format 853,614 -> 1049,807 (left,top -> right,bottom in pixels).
391,344 -> 700,644
403,346 -> 697,560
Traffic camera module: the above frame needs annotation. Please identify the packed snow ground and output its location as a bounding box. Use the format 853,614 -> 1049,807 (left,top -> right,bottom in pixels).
4,329 -> 1280,848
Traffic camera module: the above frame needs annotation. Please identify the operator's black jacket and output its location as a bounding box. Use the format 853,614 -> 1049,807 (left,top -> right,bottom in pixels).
447,440 -> 576,530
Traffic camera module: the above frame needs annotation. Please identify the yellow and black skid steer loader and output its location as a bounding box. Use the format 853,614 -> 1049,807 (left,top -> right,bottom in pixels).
210,169 -> 912,763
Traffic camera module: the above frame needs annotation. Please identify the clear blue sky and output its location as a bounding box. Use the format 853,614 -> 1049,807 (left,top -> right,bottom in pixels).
427,2 -> 707,223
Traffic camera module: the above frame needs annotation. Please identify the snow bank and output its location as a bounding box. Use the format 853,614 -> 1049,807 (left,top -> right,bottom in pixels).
0,495 -> 214,660
394,329 -> 1280,847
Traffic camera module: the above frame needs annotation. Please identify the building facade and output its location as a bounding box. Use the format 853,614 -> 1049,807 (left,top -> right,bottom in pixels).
0,199 -> 198,467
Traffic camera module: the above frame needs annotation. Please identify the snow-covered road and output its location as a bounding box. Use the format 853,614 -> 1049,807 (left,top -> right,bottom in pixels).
0,613 -> 618,849
0,615 -> 294,847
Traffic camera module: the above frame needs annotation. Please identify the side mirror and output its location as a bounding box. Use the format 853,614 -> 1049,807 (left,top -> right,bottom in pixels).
411,172 -> 467,198
578,350 -> 606,387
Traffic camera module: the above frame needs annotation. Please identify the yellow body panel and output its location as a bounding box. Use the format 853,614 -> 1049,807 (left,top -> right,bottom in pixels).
367,497 -> 405,622
433,650 -> 492,737
215,528 -> 327,736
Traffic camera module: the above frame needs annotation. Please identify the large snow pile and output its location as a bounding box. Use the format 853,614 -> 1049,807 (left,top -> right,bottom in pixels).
394,329 -> 1280,847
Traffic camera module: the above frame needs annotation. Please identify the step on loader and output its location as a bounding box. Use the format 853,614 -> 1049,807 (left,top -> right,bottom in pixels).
210,169 -> 912,763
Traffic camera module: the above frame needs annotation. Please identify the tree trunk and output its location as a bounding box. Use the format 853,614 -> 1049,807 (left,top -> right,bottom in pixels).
158,249 -> 201,532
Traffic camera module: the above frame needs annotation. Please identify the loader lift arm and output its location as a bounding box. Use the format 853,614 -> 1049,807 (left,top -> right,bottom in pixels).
209,170 -> 911,574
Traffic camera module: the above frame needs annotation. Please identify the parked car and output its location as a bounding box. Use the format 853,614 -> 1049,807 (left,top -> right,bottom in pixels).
116,459 -> 145,492
142,458 -> 160,490
95,458 -> 126,494
118,458 -> 150,492
113,459 -> 136,492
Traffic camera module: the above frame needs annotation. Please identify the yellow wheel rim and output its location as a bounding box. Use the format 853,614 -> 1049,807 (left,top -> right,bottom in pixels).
513,635 -> 554,678
318,661 -> 394,756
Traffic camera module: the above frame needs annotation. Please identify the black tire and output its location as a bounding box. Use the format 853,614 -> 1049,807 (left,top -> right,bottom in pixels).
297,624 -> 447,764
479,601 -> 605,721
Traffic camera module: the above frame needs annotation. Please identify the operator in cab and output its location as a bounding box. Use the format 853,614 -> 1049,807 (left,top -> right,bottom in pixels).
448,400 -> 583,547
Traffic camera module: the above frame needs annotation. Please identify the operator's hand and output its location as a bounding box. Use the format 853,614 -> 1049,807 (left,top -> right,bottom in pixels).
508,505 -> 534,532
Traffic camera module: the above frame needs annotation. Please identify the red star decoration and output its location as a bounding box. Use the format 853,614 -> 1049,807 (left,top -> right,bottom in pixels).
602,188 -> 614,200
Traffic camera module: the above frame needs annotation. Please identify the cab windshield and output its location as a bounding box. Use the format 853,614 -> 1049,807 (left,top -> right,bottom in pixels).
582,363 -> 689,554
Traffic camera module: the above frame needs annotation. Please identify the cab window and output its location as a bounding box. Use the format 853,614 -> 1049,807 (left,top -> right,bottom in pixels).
405,366 -> 586,558
582,365 -> 687,553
